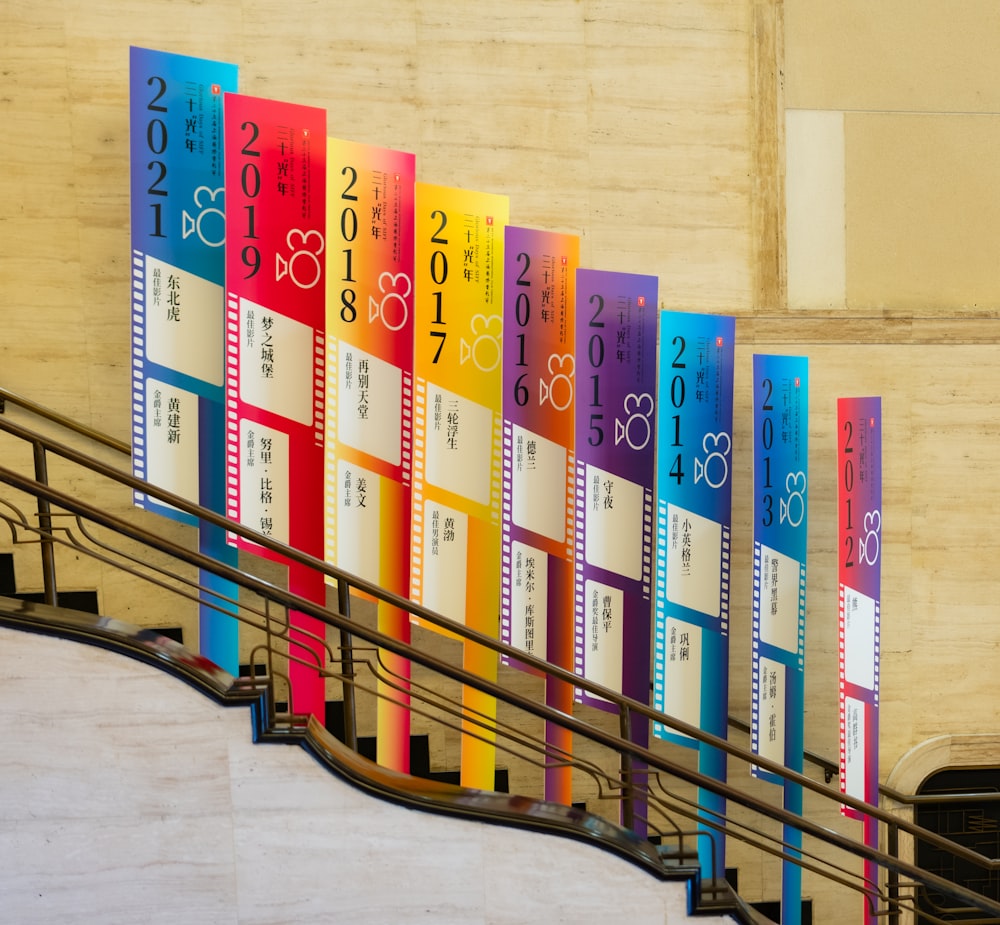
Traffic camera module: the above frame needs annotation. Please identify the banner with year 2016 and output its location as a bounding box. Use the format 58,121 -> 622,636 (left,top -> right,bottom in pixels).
129,46 -> 239,669
652,313 -> 735,876
573,270 -> 657,711
224,94 -> 327,718
500,226 -> 580,804
410,183 -> 509,790
325,139 -> 416,772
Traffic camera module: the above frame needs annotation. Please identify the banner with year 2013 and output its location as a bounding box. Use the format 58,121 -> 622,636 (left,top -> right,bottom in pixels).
573,270 -> 658,710
224,93 -> 327,717
410,183 -> 509,790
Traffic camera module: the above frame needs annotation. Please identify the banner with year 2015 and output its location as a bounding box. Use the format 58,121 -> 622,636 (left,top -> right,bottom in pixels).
129,46 -> 237,523
224,94 -> 327,717
751,354 -> 808,780
838,397 -> 881,814
410,183 -> 509,790
573,270 -> 658,710
325,139 -> 416,771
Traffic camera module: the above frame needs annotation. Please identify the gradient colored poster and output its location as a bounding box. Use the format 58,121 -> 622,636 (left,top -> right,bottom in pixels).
838,397 -> 881,925
410,183 -> 509,790
751,353 -> 809,925
501,226 -> 579,804
573,270 -> 657,710
652,312 -> 735,877
129,46 -> 239,671
325,139 -> 416,771
224,94 -> 327,718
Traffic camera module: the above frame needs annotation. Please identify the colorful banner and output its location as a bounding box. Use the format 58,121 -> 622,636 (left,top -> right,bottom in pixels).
500,226 -> 580,803
838,397 -> 881,925
751,353 -> 809,925
652,312 -> 735,877
224,93 -> 327,718
572,270 -> 658,710
128,46 -> 239,671
325,139 -> 416,771
410,183 -> 509,789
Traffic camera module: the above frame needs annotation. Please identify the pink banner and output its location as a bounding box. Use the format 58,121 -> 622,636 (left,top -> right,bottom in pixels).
224,94 -> 327,718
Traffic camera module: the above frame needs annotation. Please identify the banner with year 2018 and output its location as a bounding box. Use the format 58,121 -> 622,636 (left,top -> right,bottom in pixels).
410,183 -> 509,790
129,46 -> 239,669
325,139 -> 416,772
573,270 -> 658,710
224,94 -> 327,717
500,226 -> 580,804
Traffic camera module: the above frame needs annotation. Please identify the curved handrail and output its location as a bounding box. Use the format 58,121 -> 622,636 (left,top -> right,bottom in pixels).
2,412 -> 999,920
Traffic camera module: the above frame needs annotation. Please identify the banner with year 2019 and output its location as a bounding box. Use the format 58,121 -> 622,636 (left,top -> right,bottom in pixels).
410,183 -> 509,790
573,270 -> 658,710
224,93 -> 327,717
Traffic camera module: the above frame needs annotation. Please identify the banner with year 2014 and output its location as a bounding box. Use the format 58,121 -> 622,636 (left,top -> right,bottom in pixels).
838,397 -> 881,814
129,46 -> 237,523
652,312 -> 735,746
224,94 -> 327,717
750,354 -> 809,780
410,183 -> 509,790
325,139 -> 416,772
573,270 -> 658,710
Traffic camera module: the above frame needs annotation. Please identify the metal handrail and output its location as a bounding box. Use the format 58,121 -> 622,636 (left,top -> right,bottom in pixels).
0,386 -> 131,456
2,409 -> 998,919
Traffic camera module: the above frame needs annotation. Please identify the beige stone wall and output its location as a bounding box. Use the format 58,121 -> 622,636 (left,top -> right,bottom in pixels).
3,0 -> 1000,918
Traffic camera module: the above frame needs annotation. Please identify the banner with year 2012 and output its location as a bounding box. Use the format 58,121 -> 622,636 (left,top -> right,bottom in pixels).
325,139 -> 416,772
838,397 -> 881,813
224,94 -> 327,718
573,270 -> 658,710
410,183 -> 509,790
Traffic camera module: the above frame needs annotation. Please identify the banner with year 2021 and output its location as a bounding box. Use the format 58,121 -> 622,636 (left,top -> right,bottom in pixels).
224,93 -> 327,718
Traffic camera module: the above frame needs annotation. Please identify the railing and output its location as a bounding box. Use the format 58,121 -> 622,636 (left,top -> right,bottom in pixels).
1,390 -> 999,923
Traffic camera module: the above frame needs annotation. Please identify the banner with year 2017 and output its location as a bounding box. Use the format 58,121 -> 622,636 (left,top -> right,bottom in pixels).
224,93 -> 327,718
129,46 -> 239,669
573,270 -> 658,711
410,183 -> 509,790
325,139 -> 416,771
500,226 -> 580,803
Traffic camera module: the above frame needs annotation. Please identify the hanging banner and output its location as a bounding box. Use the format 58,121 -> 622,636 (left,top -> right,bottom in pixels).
500,226 -> 580,803
838,397 -> 881,925
129,46 -> 236,522
325,139 -> 416,771
652,312 -> 735,745
651,312 -> 735,877
129,46 -> 239,671
224,93 -> 327,717
572,270 -> 658,710
410,183 -> 509,789
751,353 -> 809,925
